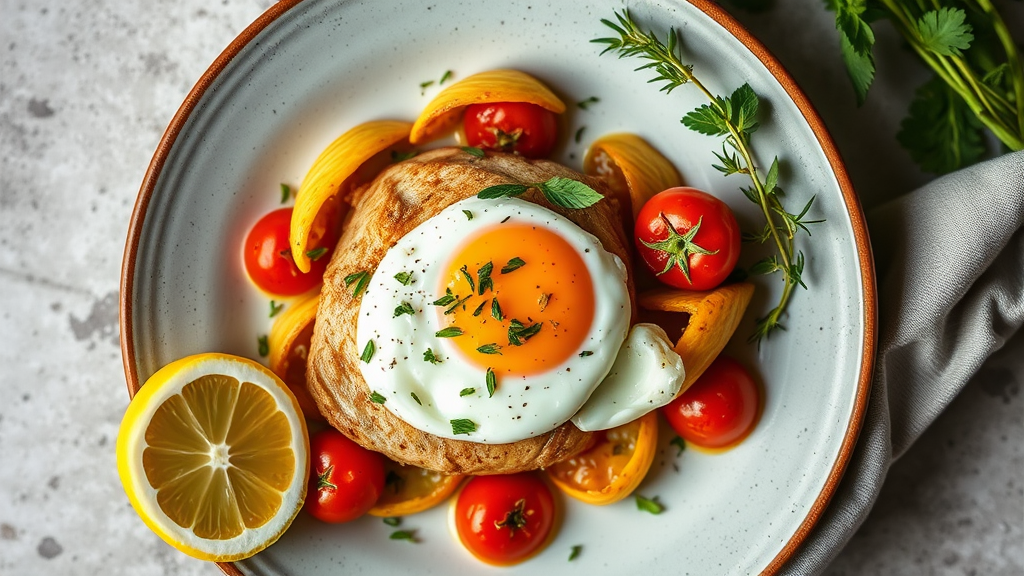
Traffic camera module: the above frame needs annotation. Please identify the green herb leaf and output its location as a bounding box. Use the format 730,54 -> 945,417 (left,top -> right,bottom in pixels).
257,335 -> 269,357
391,150 -> 418,162
508,319 -> 542,346
764,156 -> 780,196
419,80 -> 434,95
451,418 -> 476,435
729,84 -> 759,136
305,246 -> 328,261
344,271 -> 371,297
393,302 -> 415,318
279,183 -> 292,204
834,0 -> 875,56
577,96 -> 600,109
575,126 -> 586,143
682,100 -> 730,137
460,146 -> 486,158
369,391 -> 387,404
269,300 -> 284,318
423,348 -> 443,365
670,436 -> 686,456
477,343 -> 502,355
439,70 -> 453,84
500,257 -> 526,274
897,75 -> 985,174
916,7 -> 973,57
536,176 -> 603,209
569,544 -> 583,561
460,387 -> 476,397
579,350 -> 593,357
477,261 -> 494,295
432,290 -> 456,307
435,327 -> 464,338
462,209 -> 474,220
838,29 -> 875,105
478,183 -> 529,199
635,494 -> 665,514
472,301 -> 487,316
394,271 -> 414,286
383,517 -> 401,527
486,367 -> 497,397
410,392 -> 422,405
389,529 -> 416,542
491,298 -> 503,321
360,339 -> 376,363
444,294 -> 471,315
459,264 -> 476,293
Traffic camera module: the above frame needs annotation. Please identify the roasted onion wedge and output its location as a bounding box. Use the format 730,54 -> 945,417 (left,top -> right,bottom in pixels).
638,282 -> 754,395
546,411 -> 657,505
584,133 -> 682,231
410,69 -> 565,144
268,292 -> 323,420
290,120 -> 413,272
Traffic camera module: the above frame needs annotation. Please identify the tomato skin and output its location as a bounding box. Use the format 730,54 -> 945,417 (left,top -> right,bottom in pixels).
463,102 -> 558,158
243,207 -> 331,296
634,187 -> 741,291
305,429 -> 386,523
453,472 -> 556,566
662,356 -> 759,449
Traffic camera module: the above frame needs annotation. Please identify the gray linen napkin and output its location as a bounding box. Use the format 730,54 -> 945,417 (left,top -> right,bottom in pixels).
779,150 -> 1024,574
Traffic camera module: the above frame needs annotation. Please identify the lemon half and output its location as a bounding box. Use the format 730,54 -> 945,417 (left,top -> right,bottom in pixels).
117,353 -> 309,562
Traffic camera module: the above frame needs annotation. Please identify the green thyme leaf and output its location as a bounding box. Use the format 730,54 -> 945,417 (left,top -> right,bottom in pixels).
439,70 -> 453,84
269,300 -> 284,318
344,271 -> 371,297
462,209 -> 474,220
394,271 -> 414,286
435,327 -> 464,338
916,7 -> 973,57
569,545 -> 583,561
635,494 -> 665,514
423,348 -> 442,365
393,302 -> 415,318
461,146 -> 485,158
477,343 -> 502,355
360,339 -> 376,363
389,529 -> 416,542
460,387 -> 476,397
670,436 -> 686,456
508,319 -> 542,346
460,265 -> 475,293
305,246 -> 328,261
491,298 -> 503,321
486,367 -> 497,397
279,183 -> 292,204
451,418 -> 476,435
577,96 -> 600,109
477,261 -> 494,295
444,294 -> 471,315
257,335 -> 269,357
383,517 -> 401,527
432,290 -> 456,307
410,392 -> 422,405
477,183 -> 529,200
472,301 -> 487,316
369,391 -> 387,404
500,257 -> 525,274
536,176 -> 603,209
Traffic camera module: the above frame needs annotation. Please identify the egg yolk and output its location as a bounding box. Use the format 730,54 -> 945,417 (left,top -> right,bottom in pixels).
437,223 -> 595,377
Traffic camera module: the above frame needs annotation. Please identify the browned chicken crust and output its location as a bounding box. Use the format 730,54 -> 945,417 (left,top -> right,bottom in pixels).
306,147 -> 635,475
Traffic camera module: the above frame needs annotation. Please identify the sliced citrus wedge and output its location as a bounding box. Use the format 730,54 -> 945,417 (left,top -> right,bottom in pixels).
290,120 -> 413,272
410,69 -> 565,144
116,353 -> 309,562
546,411 -> 657,505
368,459 -> 464,517
268,292 -> 323,420
583,133 -> 682,230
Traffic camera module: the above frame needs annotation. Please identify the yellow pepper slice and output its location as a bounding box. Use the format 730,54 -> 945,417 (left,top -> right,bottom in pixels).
410,69 -> 565,144
290,120 -> 413,272
584,133 -> 682,228
368,460 -> 463,517
268,292 -> 323,420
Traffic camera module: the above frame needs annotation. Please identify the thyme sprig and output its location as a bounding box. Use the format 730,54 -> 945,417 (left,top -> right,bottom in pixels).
595,10 -> 823,342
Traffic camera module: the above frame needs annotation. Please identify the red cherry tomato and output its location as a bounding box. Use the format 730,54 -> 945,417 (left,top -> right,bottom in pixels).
662,355 -> 759,449
463,102 -> 558,158
243,207 -> 333,296
634,187 -> 741,291
453,472 -> 556,566
305,429 -> 386,523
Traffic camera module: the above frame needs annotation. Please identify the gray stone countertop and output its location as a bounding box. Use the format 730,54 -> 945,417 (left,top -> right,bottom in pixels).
0,0 -> 1020,575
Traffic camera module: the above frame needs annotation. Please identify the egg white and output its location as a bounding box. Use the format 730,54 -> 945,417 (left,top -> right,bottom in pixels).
354,196 -> 630,443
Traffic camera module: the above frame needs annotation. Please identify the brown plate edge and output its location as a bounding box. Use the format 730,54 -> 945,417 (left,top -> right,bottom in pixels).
682,1 -> 878,574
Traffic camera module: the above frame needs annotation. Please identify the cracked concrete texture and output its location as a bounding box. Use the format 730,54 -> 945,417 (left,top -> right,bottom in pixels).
0,0 -> 1020,575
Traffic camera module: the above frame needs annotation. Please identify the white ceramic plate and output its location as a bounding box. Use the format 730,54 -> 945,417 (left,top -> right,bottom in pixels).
121,0 -> 875,574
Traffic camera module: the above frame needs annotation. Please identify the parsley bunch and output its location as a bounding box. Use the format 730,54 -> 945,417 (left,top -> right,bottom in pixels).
595,10 -> 822,343
827,0 -> 1023,173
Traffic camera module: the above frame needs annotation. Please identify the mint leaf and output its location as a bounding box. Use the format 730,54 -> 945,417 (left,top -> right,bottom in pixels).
478,183 -> 529,199
839,31 -> 875,105
729,84 -> 759,136
834,0 -> 875,55
360,339 -> 376,363
451,418 -> 476,435
916,8 -> 973,57
344,271 -> 371,297
537,177 -> 603,209
681,102 -> 730,136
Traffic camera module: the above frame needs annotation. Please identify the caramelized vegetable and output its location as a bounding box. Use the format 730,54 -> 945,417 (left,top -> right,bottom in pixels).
410,69 -> 565,145
546,411 -> 657,505
290,120 -> 413,272
368,460 -> 463,517
268,292 -> 323,420
637,282 -> 754,394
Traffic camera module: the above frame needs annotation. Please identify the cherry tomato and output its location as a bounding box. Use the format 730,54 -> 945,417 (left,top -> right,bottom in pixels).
634,187 -> 741,291
243,207 -> 334,296
453,472 -> 556,566
305,429 -> 386,523
463,102 -> 558,158
662,355 -> 759,449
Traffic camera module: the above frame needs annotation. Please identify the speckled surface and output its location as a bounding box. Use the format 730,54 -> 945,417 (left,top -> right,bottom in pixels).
0,1 -> 1020,575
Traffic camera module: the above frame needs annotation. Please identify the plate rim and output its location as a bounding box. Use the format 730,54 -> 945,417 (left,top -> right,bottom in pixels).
118,0 -> 877,574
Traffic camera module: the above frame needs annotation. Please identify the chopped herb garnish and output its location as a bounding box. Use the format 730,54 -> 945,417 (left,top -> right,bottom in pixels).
508,319 -> 542,346
389,529 -> 417,542
500,215 -> 512,223
500,257 -> 526,274
344,271 -> 371,297
579,350 -> 594,357
460,146 -> 485,158
269,300 -> 284,318
439,69 -> 453,84
462,209 -> 474,220
391,149 -> 418,162
383,517 -> 401,527
444,294 -> 471,315
360,339 -> 375,363
491,298 -> 503,321
477,176 -> 603,209
477,343 -> 502,355
538,293 -> 551,311
451,418 -> 476,435
577,96 -> 600,109
432,288 -> 456,306
410,392 -> 422,405
575,126 -> 586,143
486,367 -> 497,397
257,335 -> 269,357
393,302 -> 415,317
459,265 -> 476,293
279,183 -> 292,203
459,387 -> 476,397
670,436 -> 686,456
423,348 -> 442,365
569,545 -> 583,561
472,301 -> 487,316
394,271 -> 414,286
435,326 -> 464,338
305,246 -> 328,261
635,494 -> 665,514
477,261 -> 494,295
369,391 -> 387,404
419,80 -> 434,95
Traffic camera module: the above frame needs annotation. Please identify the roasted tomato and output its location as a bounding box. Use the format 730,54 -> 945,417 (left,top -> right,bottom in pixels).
452,472 -> 556,566
463,102 -> 558,158
634,187 -> 741,291
662,355 -> 759,449
306,429 -> 386,523
244,206 -> 334,296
